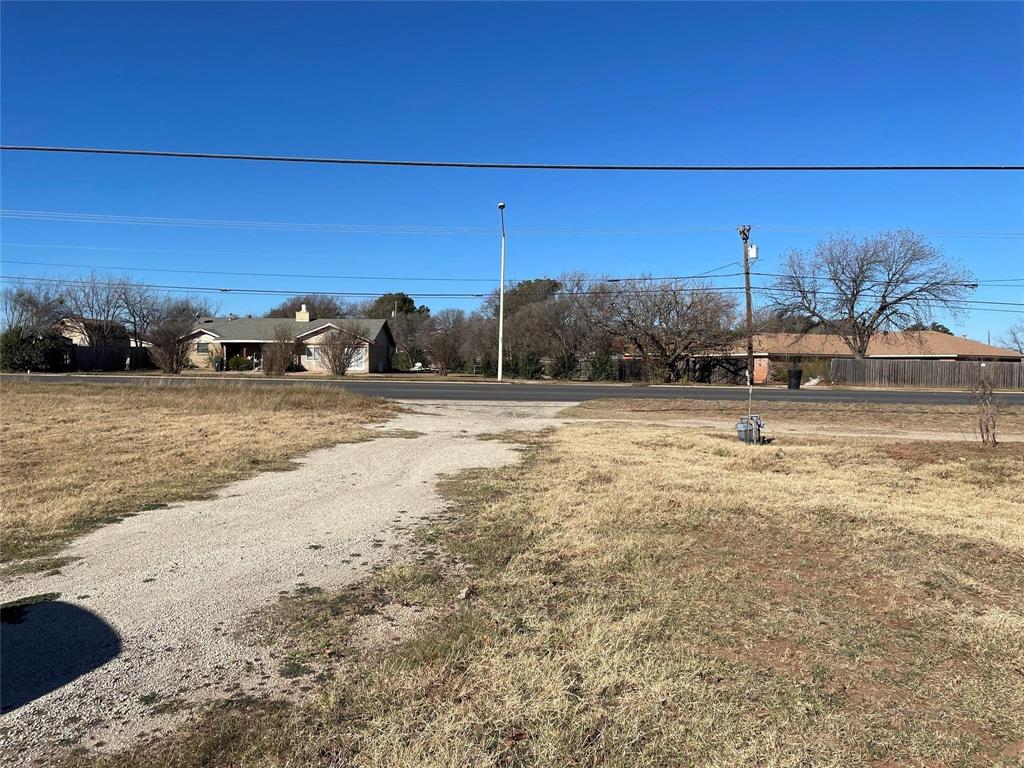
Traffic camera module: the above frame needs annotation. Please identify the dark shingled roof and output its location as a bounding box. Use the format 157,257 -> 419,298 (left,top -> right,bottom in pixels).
189,317 -> 392,344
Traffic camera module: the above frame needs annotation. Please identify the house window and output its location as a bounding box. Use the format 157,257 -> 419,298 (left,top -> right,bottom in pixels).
196,342 -> 209,354
305,346 -> 319,360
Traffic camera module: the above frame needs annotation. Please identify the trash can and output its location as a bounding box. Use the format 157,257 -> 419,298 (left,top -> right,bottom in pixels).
787,368 -> 803,390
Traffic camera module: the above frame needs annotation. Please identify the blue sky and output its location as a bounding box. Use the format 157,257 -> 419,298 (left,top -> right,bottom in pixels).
2,1 -> 1022,340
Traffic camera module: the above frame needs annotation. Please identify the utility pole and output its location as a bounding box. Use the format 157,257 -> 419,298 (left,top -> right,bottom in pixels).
497,202 -> 507,382
738,225 -> 755,384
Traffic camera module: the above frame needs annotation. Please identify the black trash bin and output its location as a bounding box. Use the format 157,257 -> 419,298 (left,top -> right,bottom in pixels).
787,368 -> 803,390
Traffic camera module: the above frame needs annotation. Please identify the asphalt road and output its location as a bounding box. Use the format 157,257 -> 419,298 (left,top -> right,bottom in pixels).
5,372 -> 1022,405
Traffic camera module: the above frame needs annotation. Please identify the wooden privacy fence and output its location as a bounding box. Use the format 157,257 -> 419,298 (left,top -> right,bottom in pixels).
829,358 -> 1024,390
65,345 -> 153,372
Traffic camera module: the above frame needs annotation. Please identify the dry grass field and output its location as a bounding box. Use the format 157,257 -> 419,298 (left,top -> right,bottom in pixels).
76,420 -> 1024,767
566,396 -> 1024,439
0,382 -> 396,565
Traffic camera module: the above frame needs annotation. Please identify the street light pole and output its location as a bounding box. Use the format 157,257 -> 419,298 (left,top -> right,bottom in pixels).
497,202 -> 507,382
738,225 -> 754,385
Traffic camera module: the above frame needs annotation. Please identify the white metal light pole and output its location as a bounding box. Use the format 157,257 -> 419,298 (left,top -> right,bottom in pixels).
497,202 -> 507,381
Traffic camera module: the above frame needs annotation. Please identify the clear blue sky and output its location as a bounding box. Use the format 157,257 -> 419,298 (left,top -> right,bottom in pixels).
2,1 -> 1022,340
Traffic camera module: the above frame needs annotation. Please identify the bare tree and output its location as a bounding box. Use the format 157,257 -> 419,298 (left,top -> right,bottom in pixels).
460,311 -> 498,375
427,309 -> 466,375
262,324 -> 300,376
998,320 -> 1024,354
61,272 -> 130,345
389,309 -> 431,369
1,282 -> 67,333
148,298 -> 207,374
318,323 -> 367,375
587,277 -> 739,382
118,279 -> 163,346
265,294 -> 345,319
769,230 -> 974,358
975,373 -> 998,446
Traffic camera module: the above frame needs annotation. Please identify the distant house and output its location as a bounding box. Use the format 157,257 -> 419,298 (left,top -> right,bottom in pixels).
55,317 -> 131,347
185,305 -> 394,373
709,331 -> 1024,383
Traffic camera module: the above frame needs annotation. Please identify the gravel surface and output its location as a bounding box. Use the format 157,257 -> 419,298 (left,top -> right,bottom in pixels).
0,401 -> 571,763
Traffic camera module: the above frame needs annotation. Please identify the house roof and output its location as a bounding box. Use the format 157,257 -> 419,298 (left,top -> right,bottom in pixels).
189,317 -> 393,344
723,331 -> 1023,360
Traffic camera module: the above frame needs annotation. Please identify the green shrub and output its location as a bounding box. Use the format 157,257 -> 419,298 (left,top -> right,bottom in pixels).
506,352 -> 545,379
0,328 -> 66,372
587,350 -> 614,381
227,355 -> 254,371
393,348 -> 429,372
547,351 -> 579,380
472,355 -> 498,377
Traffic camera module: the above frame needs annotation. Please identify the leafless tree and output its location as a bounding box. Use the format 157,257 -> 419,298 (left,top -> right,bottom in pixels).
975,373 -> 998,446
998,320 -> 1024,354
460,311 -> 498,374
1,281 -> 67,333
769,230 -> 974,358
118,279 -> 163,346
262,324 -> 300,376
60,272 -> 131,345
389,310 -> 431,368
148,298 -> 207,374
265,295 -> 342,319
318,323 -> 367,375
427,309 -> 466,375
586,277 -> 739,381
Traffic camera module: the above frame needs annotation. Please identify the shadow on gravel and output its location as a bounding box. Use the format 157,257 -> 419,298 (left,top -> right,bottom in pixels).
1,596 -> 121,713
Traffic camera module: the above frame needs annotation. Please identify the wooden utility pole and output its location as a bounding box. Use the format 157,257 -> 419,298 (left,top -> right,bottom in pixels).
738,225 -> 754,384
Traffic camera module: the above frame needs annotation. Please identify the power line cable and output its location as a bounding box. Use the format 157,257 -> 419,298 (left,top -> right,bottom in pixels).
3,145 -> 1022,172
0,257 -> 748,285
4,257 -> 1019,289
3,211 -> 1023,239
5,274 -> 1022,313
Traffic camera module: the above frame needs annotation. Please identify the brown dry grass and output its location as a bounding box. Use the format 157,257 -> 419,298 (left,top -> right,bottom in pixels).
70,421 -> 1024,767
565,396 -> 1024,437
0,382 -> 397,565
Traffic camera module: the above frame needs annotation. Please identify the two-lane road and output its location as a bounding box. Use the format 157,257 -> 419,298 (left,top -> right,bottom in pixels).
4,372 -> 1022,405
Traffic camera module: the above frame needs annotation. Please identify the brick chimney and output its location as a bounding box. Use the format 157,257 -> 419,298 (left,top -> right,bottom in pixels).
295,303 -> 310,322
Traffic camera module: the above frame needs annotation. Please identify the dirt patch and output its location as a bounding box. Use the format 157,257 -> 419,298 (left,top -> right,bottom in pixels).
0,382 -> 399,565
0,400 -> 569,762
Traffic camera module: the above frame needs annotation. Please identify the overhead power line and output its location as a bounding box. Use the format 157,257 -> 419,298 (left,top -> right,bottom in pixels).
2,145 -> 1022,172
4,274 -> 1022,313
2,260 -> 1015,292
3,257 -> 1020,289
0,257 -> 747,285
4,211 -> 1023,240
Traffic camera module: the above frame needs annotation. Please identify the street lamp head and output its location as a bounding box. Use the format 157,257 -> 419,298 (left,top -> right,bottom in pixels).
497,202 -> 506,210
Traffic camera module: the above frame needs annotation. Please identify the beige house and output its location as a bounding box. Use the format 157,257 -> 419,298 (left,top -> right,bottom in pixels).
55,317 -> 132,346
185,306 -> 394,373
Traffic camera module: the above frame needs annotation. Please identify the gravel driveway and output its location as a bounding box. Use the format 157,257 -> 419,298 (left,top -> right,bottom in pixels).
0,400 -> 572,762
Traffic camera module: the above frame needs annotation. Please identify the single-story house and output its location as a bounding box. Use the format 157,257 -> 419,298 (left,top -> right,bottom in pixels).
709,331 -> 1024,383
55,317 -> 133,346
185,305 -> 394,373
